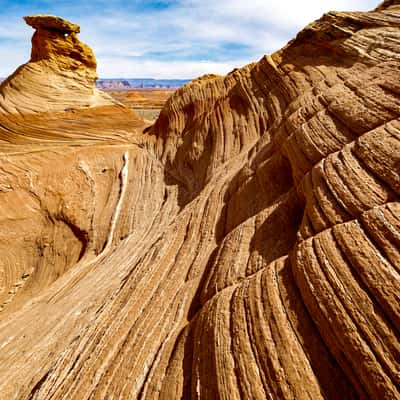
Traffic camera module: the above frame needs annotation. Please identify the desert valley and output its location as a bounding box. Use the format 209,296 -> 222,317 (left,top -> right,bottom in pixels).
105,88 -> 175,121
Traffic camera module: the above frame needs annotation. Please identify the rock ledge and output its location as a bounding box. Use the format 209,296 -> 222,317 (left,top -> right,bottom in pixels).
24,15 -> 80,33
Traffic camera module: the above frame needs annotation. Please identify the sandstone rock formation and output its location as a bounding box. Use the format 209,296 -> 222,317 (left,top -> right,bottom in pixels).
0,15 -> 118,115
0,2 -> 399,399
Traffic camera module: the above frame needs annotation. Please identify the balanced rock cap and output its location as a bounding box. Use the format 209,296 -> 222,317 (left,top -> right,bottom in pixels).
24,15 -> 80,33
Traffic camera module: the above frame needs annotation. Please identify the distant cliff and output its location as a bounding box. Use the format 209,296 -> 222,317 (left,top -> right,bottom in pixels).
97,78 -> 190,90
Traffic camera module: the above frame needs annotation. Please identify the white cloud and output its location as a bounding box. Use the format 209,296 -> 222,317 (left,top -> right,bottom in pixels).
97,57 -> 251,78
0,0 -> 380,78
180,0 -> 377,30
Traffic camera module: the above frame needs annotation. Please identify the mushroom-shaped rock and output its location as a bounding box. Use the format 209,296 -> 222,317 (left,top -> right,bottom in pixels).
0,15 -> 118,114
24,14 -> 96,70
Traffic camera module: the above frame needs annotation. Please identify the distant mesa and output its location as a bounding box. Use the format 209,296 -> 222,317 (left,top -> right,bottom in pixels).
97,78 -> 191,90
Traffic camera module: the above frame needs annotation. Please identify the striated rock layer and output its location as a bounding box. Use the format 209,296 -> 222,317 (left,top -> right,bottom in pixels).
0,2 -> 399,399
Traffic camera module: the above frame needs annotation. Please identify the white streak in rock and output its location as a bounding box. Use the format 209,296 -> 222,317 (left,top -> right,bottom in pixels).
101,151 -> 130,256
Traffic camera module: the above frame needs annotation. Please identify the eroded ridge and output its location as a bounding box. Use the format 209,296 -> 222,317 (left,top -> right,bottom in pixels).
0,2 -> 399,399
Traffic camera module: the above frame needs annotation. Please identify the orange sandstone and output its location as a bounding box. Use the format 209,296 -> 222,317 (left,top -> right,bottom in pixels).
0,3 -> 399,399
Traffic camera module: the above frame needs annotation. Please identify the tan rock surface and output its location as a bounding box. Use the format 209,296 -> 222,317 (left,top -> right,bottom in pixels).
0,2 -> 399,399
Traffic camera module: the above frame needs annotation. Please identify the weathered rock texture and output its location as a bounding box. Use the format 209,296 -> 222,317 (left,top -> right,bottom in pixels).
0,2 -> 399,399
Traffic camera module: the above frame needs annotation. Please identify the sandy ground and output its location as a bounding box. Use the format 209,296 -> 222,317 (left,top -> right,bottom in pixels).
106,88 -> 175,121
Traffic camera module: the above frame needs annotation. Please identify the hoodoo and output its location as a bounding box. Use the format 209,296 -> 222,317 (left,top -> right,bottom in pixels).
24,15 -> 95,70
0,14 -> 117,115
0,2 -> 399,399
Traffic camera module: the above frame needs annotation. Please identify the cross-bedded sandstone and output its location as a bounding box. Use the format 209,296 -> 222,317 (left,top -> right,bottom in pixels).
0,2 -> 399,399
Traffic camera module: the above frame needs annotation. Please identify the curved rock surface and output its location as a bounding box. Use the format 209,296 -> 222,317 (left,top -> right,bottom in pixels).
0,2 -> 399,399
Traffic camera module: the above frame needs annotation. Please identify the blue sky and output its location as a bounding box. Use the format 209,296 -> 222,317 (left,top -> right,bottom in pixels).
0,0 -> 379,78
